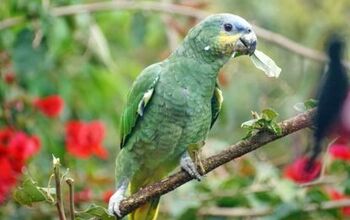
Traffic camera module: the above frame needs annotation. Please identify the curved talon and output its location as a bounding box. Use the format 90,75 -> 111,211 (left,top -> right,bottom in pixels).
108,192 -> 124,217
108,179 -> 129,217
180,151 -> 202,181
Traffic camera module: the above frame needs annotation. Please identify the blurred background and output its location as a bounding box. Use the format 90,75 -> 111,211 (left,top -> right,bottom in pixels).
1,0 -> 350,219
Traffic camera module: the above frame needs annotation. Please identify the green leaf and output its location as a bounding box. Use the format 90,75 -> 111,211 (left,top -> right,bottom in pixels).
215,195 -> 249,207
261,108 -> 279,121
177,207 -> 199,220
76,204 -> 115,220
250,50 -> 281,78
12,28 -> 49,76
241,118 -> 260,128
304,99 -> 318,109
294,99 -> 318,112
306,187 -> 329,203
13,177 -> 52,206
269,122 -> 282,135
241,108 -> 282,139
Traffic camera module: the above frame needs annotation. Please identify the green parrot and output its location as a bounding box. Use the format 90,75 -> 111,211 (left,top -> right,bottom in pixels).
108,13 -> 257,220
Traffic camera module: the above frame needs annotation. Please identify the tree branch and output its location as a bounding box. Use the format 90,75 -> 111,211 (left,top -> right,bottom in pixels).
117,109 -> 316,217
0,16 -> 23,30
50,1 -> 208,18
1,1 -> 349,69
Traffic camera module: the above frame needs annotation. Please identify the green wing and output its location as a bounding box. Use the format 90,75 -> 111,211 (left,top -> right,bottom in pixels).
120,63 -> 161,148
210,84 -> 223,129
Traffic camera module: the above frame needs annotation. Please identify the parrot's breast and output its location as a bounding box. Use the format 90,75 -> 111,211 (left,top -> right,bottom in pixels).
119,59 -> 218,186
130,79 -> 212,181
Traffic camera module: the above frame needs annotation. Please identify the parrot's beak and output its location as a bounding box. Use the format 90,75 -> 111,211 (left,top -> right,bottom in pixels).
234,31 -> 257,56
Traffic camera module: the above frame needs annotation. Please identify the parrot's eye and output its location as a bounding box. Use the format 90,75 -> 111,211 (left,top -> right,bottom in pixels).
224,23 -> 233,32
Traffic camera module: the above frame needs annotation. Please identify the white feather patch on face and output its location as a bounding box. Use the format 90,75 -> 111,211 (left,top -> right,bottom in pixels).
137,88 -> 154,116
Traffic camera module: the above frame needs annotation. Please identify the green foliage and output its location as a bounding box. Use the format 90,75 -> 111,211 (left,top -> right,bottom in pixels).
13,177 -> 53,206
12,29 -> 49,76
76,205 -> 115,220
13,156 -> 114,219
1,0 -> 350,219
294,99 -> 318,112
241,108 -> 282,139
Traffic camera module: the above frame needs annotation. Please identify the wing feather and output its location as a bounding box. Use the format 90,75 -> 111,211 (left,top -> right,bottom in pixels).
120,63 -> 161,148
210,84 -> 223,129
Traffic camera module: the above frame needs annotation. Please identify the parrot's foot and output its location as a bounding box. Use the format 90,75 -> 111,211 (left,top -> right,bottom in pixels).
194,151 -> 205,174
180,152 -> 202,181
108,179 -> 128,218
188,141 -> 206,175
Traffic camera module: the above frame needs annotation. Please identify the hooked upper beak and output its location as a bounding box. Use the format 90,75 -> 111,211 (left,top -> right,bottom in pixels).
234,31 -> 257,56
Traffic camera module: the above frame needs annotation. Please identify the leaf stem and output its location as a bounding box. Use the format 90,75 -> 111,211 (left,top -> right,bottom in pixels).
66,178 -> 75,220
54,159 -> 66,220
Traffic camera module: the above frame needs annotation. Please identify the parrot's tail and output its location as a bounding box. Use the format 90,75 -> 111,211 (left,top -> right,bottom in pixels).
129,197 -> 160,220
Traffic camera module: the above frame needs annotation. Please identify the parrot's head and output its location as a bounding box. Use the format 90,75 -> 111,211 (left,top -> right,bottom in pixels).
187,13 -> 257,57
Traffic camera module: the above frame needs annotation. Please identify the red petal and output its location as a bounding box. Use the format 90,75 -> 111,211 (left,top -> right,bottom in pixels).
329,143 -> 350,161
283,156 -> 321,183
33,95 -> 64,118
93,145 -> 108,160
102,190 -> 114,203
65,121 -> 106,159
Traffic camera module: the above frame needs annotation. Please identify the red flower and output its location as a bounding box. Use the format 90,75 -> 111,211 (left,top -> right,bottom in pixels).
328,189 -> 350,216
33,95 -> 64,118
329,141 -> 350,161
74,188 -> 92,204
0,127 -> 40,204
0,127 -> 13,147
283,156 -> 321,183
65,121 -> 108,159
7,132 -> 41,164
0,158 -> 17,203
102,190 -> 114,203
4,72 -> 15,84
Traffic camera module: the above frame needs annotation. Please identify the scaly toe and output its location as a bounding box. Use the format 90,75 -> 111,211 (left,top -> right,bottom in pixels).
108,192 -> 124,217
180,152 -> 202,181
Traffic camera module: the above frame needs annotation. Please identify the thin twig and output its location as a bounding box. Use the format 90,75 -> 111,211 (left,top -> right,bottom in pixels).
53,158 -> 67,220
50,1 -> 207,18
0,16 -> 23,30
66,178 -> 75,220
320,137 -> 339,179
198,206 -> 271,218
46,173 -> 56,203
299,175 -> 339,188
116,109 -> 316,217
1,1 -> 349,68
198,199 -> 350,218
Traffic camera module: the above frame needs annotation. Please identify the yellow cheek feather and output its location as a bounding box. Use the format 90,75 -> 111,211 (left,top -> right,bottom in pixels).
217,32 -> 240,54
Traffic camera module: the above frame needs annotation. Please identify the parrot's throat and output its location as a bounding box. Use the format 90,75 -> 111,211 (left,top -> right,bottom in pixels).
169,39 -> 230,99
